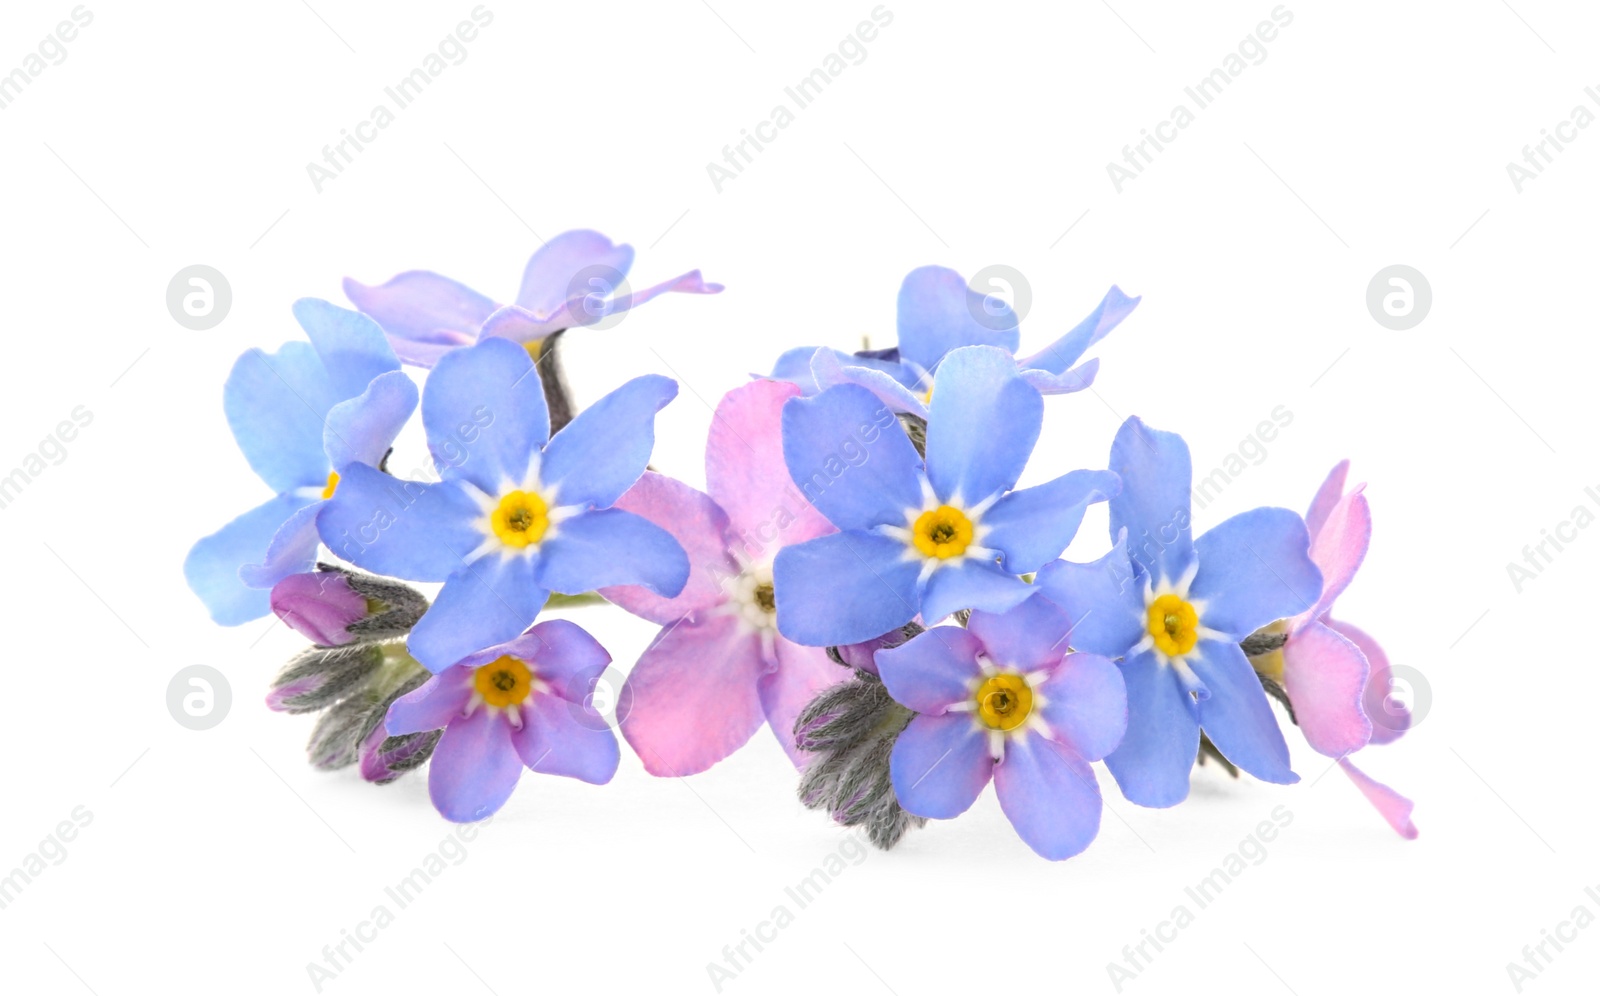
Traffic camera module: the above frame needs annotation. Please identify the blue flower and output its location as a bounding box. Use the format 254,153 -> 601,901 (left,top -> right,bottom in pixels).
184,300 -> 416,626
771,266 -> 1139,419
772,345 -> 1120,647
317,337 -> 689,672
1034,416 -> 1323,808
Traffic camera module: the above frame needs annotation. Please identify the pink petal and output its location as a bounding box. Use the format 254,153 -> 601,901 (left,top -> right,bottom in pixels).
1295,489 -> 1371,629
1339,757 -> 1418,839
1281,621 -> 1371,757
341,272 -> 489,368
1304,459 -> 1350,543
477,303 -> 567,346
619,611 -> 767,776
516,230 -> 635,317
1326,617 -> 1410,745
600,472 -> 738,625
705,380 -> 835,553
759,637 -> 849,767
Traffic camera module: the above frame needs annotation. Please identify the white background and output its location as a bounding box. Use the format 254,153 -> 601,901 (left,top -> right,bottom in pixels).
1,1 -> 1596,993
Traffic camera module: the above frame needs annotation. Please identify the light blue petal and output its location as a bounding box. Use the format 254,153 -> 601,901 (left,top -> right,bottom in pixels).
315,462 -> 483,580
889,712 -> 993,819
421,337 -> 548,493
1021,357 -> 1099,395
981,469 -> 1120,573
324,370 -> 418,471
773,531 -> 922,646
896,266 -> 1020,374
1190,507 -> 1322,639
965,593 -> 1075,670
540,375 -> 677,510
993,731 -> 1103,860
342,270 -> 496,348
770,346 -> 826,394
409,556 -> 549,672
1033,533 -> 1147,658
184,495 -> 301,625
291,298 -> 400,399
1191,639 -> 1298,784
875,626 -> 984,713
1108,417 -> 1193,584
1018,285 -> 1140,374
1035,652 -> 1127,761
238,499 -> 321,589
515,230 -> 634,316
781,384 -> 923,532
811,348 -> 929,418
536,508 -> 688,597
428,708 -> 522,821
223,342 -> 335,494
920,560 -> 1033,625
924,346 -> 1041,506
1103,650 -> 1199,808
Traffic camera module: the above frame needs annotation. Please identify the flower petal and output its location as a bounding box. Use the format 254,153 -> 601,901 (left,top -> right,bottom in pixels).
620,612 -> 766,776
511,692 -> 621,784
515,230 -> 634,317
761,638 -> 849,767
1282,621 -> 1371,757
875,625 -> 984,713
538,508 -> 689,597
924,345 -> 1042,505
965,593 -> 1074,671
1190,507 -> 1322,639
315,463 -> 483,579
1017,285 -> 1140,374
1035,652 -> 1127,761
323,369 -> 418,472
224,342 -> 334,494
409,556 -> 549,673
238,499 -> 322,589
889,712 -> 993,819
771,346 -> 827,394
421,337 -> 548,493
184,495 -> 302,625
1033,532 -> 1147,658
541,374 -> 677,510
1327,618 -> 1409,745
896,266 -> 1020,374
781,384 -> 922,532
980,468 -> 1120,573
1104,650 -> 1200,808
428,708 -> 522,822
1295,489 -> 1370,628
1021,357 -> 1099,396
811,348 -> 929,418
587,268 -> 722,326
994,732 -> 1103,860
1305,459 -> 1350,542
1191,639 -> 1297,785
773,531 -> 922,646
387,667 -> 474,734
291,298 -> 400,399
920,560 -> 1033,626
1108,416 -> 1193,584
1339,757 -> 1418,839
472,618 -> 615,703
706,379 -> 835,547
342,270 -> 497,353
600,473 -> 736,625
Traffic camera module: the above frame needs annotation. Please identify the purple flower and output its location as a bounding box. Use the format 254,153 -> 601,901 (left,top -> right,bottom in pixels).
772,266 -> 1138,419
599,380 -> 845,775
1035,416 -> 1322,808
877,595 -> 1126,860
316,337 -> 689,671
385,620 -> 620,822
344,229 -> 722,367
184,300 -> 416,625
772,345 -> 1119,646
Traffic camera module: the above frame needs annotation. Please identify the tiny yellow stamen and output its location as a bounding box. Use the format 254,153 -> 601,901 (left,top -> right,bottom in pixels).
524,339 -> 543,360
474,655 -> 534,709
975,673 -> 1034,731
1147,593 -> 1200,657
754,582 -> 776,614
321,471 -> 341,500
1245,619 -> 1289,683
912,505 -> 974,559
491,490 -> 550,548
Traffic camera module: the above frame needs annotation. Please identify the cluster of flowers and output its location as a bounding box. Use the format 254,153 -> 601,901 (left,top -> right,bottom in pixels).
185,230 -> 1417,860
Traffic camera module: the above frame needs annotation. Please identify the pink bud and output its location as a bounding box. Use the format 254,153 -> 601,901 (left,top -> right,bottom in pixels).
271,571 -> 365,646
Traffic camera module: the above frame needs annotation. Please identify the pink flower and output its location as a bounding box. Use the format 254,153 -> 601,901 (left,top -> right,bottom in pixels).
601,380 -> 847,775
1258,461 -> 1416,838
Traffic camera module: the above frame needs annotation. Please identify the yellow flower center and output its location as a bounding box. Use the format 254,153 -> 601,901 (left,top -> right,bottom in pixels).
975,673 -> 1034,731
474,655 -> 534,709
491,490 -> 549,547
321,471 -> 340,500
1148,593 -> 1200,657
754,582 -> 776,614
523,339 -> 543,360
912,505 -> 974,559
